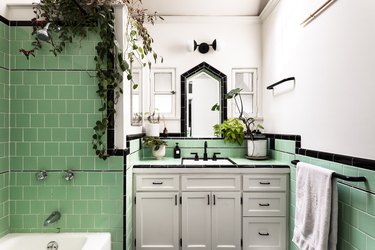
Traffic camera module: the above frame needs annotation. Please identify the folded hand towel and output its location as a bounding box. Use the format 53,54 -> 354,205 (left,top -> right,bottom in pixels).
292,162 -> 338,250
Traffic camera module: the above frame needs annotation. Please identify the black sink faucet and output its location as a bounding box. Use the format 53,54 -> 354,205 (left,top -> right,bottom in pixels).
203,141 -> 208,161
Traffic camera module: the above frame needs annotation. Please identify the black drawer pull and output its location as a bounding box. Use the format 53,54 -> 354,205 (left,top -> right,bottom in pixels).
152,181 -> 163,185
258,232 -> 270,236
259,203 -> 270,207
207,194 -> 210,205
259,181 -> 271,185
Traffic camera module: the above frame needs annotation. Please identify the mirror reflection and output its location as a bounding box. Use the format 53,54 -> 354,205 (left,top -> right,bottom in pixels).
131,66 -> 143,126
187,72 -> 220,137
181,62 -> 227,137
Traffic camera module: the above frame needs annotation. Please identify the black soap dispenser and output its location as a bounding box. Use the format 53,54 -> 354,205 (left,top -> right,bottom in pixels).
173,143 -> 181,158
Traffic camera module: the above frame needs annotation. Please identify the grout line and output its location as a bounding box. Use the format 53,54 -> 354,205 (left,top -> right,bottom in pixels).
11,169 -> 123,173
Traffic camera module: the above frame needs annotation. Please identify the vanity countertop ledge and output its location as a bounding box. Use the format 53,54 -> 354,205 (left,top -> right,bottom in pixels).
132,157 -> 290,174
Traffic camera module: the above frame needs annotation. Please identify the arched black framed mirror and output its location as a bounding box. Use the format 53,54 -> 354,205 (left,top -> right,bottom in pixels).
181,62 -> 227,137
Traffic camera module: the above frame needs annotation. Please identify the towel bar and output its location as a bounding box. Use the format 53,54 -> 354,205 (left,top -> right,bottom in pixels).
266,77 -> 295,90
291,160 -> 367,182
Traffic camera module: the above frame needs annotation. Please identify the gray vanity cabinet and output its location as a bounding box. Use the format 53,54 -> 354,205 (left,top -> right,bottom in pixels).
133,170 -> 289,250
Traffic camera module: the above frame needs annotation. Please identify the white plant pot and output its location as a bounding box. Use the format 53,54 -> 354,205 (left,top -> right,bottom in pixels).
145,123 -> 160,137
152,145 -> 166,160
247,139 -> 268,158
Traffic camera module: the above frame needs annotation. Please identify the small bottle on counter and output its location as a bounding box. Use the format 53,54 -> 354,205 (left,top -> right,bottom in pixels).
173,143 -> 181,158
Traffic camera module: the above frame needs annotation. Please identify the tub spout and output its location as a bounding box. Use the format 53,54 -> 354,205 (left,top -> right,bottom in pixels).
44,211 -> 61,226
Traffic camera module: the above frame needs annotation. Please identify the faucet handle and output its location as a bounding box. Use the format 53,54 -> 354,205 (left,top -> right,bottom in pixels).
63,170 -> 74,181
190,153 -> 199,161
212,152 -> 221,161
36,170 -> 48,181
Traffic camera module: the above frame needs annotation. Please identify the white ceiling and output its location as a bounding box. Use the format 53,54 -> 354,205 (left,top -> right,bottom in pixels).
141,0 -> 271,16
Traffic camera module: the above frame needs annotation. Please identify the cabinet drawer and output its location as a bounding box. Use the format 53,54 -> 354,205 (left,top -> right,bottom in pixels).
243,193 -> 286,216
181,175 -> 240,191
243,175 -> 286,191
135,175 -> 179,191
243,217 -> 286,250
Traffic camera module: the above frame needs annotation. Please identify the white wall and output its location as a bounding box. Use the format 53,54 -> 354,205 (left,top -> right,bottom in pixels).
138,16 -> 262,133
262,0 -> 375,159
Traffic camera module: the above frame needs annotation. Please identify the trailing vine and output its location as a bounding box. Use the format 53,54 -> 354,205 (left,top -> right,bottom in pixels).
27,0 -> 162,159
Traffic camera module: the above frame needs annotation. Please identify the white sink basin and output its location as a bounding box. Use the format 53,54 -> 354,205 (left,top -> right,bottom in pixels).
182,158 -> 235,165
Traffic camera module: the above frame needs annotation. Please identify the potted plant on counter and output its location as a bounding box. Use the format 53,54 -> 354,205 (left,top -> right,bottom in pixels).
213,88 -> 267,159
143,136 -> 168,160
145,111 -> 160,137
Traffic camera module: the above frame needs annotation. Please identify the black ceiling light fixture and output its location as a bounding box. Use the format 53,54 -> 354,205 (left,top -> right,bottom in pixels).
188,39 -> 218,54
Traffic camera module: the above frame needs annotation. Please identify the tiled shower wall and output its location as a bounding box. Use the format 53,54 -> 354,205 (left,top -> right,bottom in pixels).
3,23 -> 124,250
0,19 -> 9,237
271,139 -> 375,250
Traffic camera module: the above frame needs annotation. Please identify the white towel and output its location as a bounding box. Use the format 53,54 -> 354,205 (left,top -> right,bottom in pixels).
292,162 -> 338,250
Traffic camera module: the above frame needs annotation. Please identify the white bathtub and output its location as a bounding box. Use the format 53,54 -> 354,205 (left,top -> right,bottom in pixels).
0,233 -> 111,250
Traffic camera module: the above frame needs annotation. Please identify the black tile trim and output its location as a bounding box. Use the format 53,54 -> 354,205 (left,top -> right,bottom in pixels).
9,20 -> 33,26
126,133 -> 145,141
0,66 -> 9,71
12,169 -> 123,172
0,15 -> 9,25
10,69 -> 96,72
296,148 -> 375,172
0,170 -> 9,175
133,164 -> 290,169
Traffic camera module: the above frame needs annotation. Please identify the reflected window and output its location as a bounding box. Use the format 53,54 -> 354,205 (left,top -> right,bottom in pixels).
232,68 -> 258,117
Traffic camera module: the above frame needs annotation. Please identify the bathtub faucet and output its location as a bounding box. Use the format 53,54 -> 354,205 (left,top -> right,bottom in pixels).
44,211 -> 61,226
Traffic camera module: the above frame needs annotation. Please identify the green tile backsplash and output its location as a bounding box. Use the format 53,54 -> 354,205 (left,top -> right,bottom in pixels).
0,24 -> 124,250
276,139 -> 375,250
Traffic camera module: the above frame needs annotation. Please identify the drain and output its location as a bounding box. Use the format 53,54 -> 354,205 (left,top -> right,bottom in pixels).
47,241 -> 58,250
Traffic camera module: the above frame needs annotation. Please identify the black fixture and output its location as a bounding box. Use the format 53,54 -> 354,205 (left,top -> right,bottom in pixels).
266,77 -> 295,90
191,152 -> 199,161
191,39 -> 217,54
212,152 -> 221,161
203,141 -> 208,161
291,160 -> 367,182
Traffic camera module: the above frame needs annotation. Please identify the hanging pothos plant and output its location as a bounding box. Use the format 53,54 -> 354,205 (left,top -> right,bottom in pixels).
25,0 -> 163,159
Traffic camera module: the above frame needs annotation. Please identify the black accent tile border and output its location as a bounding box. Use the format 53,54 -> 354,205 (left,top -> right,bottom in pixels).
266,133 -> 375,172
133,164 -> 290,169
0,15 -> 9,25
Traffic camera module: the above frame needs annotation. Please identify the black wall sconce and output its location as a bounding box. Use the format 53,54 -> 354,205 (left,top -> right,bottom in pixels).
188,39 -> 218,54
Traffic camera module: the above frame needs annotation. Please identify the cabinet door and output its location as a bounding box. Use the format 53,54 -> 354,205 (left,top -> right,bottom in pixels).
212,192 -> 241,250
136,192 -> 179,250
182,192 -> 211,250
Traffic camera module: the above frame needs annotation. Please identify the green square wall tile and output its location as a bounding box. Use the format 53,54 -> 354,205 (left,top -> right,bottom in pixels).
358,210 -> 375,238
52,72 -> 66,85
45,114 -> 59,128
38,100 -> 52,113
31,114 -> 45,127
59,86 -> 73,99
30,56 -> 45,69
368,194 -> 375,216
23,71 -> 37,85
66,101 -> 81,113
58,56 -> 73,69
38,72 -> 52,84
38,128 -> 52,141
368,236 -> 375,249
23,100 -> 38,114
52,128 -> 66,141
59,114 -> 73,127
350,189 -> 367,212
45,86 -> 59,99
44,56 -> 59,70
59,143 -> 73,156
350,227 -> 366,250
51,100 -> 66,113
66,72 -> 81,85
